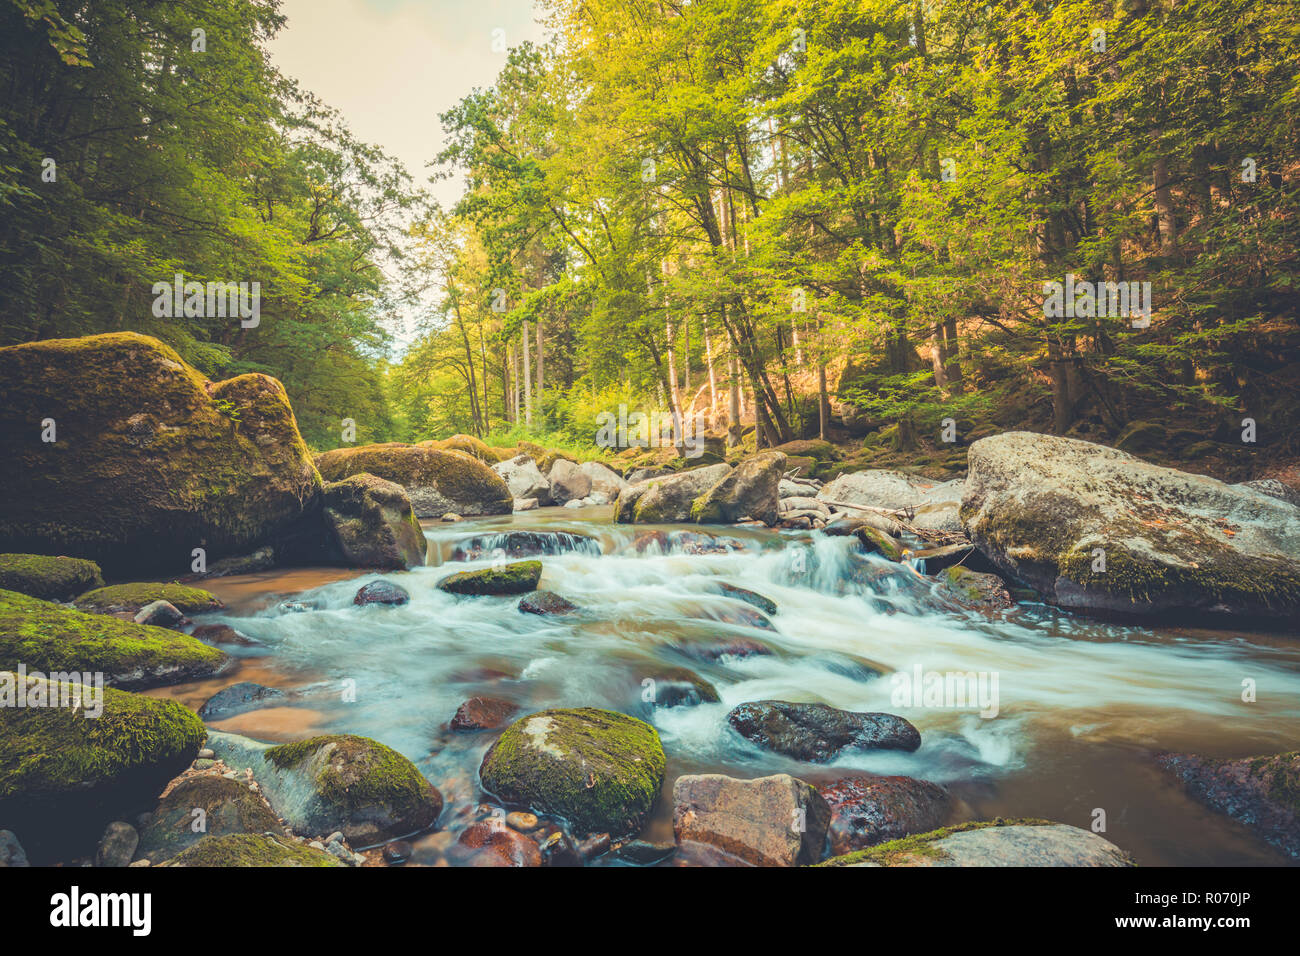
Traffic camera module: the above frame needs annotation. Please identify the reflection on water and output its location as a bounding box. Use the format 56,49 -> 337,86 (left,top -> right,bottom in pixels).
156,507 -> 1300,866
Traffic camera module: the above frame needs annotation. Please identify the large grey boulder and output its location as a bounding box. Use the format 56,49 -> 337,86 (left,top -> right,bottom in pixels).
690,451 -> 786,525
614,464 -> 732,523
547,459 -> 592,505
320,473 -> 426,569
493,455 -> 551,503
579,461 -> 627,499
962,431 -> 1300,619
818,470 -> 962,531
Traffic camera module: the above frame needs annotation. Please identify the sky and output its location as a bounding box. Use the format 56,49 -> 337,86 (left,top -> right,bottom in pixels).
267,0 -> 551,346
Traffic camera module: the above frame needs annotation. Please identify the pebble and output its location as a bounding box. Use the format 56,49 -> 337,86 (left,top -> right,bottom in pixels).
193,759 -> 215,770
442,513 -> 462,522
506,812 -> 539,832
382,840 -> 413,864
325,831 -> 344,845
577,832 -> 611,860
197,748 -> 215,759
309,841 -> 326,851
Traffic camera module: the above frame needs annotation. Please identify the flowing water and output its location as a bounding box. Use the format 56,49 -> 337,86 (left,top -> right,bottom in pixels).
149,507 -> 1300,866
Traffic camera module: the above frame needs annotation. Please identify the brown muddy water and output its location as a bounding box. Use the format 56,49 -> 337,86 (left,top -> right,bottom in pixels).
147,507 -> 1300,866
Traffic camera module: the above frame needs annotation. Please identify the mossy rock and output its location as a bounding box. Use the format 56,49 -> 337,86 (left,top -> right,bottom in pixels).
0,332 -> 321,578
964,432 -> 1300,620
853,525 -> 904,562
75,582 -> 223,614
255,734 -> 442,846
424,433 -> 511,464
437,560 -> 542,596
320,473 -> 426,570
773,439 -> 840,462
316,443 -> 512,518
814,819 -> 1133,867
136,774 -> 281,863
0,589 -> 227,689
1114,420 -> 1166,454
0,676 -> 206,860
479,707 -> 666,838
0,553 -> 103,601
515,441 -> 578,474
162,832 -> 342,867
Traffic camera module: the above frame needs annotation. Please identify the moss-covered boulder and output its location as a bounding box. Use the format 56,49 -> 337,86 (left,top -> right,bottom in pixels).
479,708 -> 666,838
615,463 -> 732,523
163,832 -> 342,867
937,566 -> 1014,610
320,473 -> 426,570
75,582 -> 223,614
0,589 -> 227,689
962,432 -> 1300,620
690,451 -> 786,525
206,731 -> 442,847
136,774 -> 282,863
0,332 -> 321,578
423,433 -> 511,463
0,677 -> 206,860
437,560 -> 542,596
316,443 -> 512,518
0,553 -> 103,601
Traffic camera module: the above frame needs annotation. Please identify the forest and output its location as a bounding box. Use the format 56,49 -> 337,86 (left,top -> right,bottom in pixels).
4,0 -> 1296,470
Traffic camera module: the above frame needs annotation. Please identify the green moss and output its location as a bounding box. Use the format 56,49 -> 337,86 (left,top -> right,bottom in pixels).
814,817 -> 1055,867
75,582 -> 223,613
137,774 -> 282,862
315,444 -> 512,513
0,675 -> 206,799
0,589 -> 226,687
0,333 -> 321,578
437,560 -> 542,596
0,553 -> 103,601
163,833 -> 342,867
854,525 -> 904,562
265,734 -> 434,820
479,707 -> 666,838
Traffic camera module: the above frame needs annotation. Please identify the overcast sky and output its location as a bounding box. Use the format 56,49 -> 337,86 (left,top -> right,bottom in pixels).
269,0 -> 548,209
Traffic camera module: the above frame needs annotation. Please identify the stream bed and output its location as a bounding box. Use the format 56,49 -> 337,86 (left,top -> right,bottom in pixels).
146,507 -> 1300,866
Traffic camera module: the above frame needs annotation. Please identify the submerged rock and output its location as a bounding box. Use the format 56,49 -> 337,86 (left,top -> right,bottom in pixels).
206,731 -> 442,846
818,820 -> 1134,867
644,667 -> 720,708
437,560 -> 542,596
518,590 -> 579,615
136,775 -> 281,863
0,678 -> 206,859
0,590 -> 227,689
820,775 -> 952,855
316,443 -> 513,518
708,581 -> 778,615
479,708 -> 666,838
456,820 -> 542,867
690,451 -> 786,526
76,582 -> 223,614
1156,751 -> 1300,860
354,580 -> 410,606
449,530 -> 599,561
674,635 -> 774,663
190,623 -> 257,647
450,696 -> 519,731
198,681 -> 286,720
962,431 -> 1300,620
0,553 -> 103,601
0,332 -> 321,578
163,832 -> 342,867
673,773 -> 830,867
727,701 -> 921,760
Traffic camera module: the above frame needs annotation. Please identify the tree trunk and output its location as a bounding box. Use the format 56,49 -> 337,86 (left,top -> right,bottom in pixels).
522,322 -> 532,428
